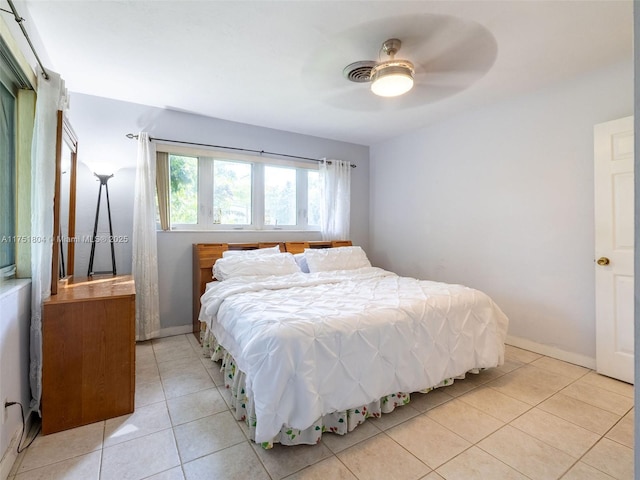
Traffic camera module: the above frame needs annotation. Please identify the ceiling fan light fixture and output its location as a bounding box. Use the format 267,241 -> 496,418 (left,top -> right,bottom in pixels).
343,38 -> 416,97
370,60 -> 415,97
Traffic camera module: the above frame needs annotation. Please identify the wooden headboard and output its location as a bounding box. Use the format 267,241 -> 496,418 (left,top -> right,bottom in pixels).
192,240 -> 352,337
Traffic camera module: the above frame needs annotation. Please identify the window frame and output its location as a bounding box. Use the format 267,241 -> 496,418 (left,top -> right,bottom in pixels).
0,63 -> 18,278
165,153 -> 199,227
0,21 -> 36,280
158,144 -> 321,232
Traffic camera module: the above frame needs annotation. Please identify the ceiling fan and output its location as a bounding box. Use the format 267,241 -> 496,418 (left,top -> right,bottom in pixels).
301,14 -> 498,111
343,38 -> 415,97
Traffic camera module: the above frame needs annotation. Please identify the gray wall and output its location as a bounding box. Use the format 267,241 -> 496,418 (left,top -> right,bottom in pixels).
369,60 -> 632,366
67,94 -> 370,330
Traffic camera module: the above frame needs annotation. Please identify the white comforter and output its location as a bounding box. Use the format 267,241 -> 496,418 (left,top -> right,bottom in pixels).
199,267 -> 509,442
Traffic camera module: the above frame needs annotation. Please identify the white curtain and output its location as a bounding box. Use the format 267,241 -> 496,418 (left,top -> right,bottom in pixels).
319,159 -> 351,241
132,132 -> 161,340
29,69 -> 68,413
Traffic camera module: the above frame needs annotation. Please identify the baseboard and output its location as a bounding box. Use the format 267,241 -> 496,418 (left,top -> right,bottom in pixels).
506,335 -> 596,370
158,325 -> 193,338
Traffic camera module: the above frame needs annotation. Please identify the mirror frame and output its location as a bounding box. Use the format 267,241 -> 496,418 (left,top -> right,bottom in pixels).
51,111 -> 78,294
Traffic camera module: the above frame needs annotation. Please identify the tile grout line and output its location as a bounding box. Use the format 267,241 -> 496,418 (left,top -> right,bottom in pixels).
420,381 -> 538,480
377,429 -> 434,475
421,351 -> 629,480
163,338 -> 271,479
235,345 -> 598,479
471,442 -> 537,480
186,341 -> 630,479
490,354 -> 632,479
562,428 -> 630,480
20,339 -> 630,480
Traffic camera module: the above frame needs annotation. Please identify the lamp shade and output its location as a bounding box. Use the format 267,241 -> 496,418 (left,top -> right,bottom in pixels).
370,61 -> 415,97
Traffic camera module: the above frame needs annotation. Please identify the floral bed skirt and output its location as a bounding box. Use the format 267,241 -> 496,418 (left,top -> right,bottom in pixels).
201,329 -> 475,448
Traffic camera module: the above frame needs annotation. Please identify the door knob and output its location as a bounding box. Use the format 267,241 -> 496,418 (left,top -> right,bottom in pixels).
597,257 -> 610,266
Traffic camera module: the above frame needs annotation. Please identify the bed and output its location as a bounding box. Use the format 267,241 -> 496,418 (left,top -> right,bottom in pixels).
194,241 -> 509,448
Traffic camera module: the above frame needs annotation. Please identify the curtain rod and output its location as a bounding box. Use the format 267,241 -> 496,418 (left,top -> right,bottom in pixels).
125,133 -> 356,168
3,0 -> 49,80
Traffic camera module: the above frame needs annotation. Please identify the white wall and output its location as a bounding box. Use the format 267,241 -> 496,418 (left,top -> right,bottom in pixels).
369,60 -> 632,365
0,280 -> 31,479
67,94 -> 370,329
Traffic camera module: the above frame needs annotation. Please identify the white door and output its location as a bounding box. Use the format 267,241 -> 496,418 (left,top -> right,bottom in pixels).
594,115 -> 634,384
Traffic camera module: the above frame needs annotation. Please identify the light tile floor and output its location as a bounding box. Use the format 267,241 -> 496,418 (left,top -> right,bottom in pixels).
8,335 -> 634,480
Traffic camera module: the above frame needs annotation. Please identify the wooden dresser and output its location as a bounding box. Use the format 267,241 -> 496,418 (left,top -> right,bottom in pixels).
42,275 -> 135,434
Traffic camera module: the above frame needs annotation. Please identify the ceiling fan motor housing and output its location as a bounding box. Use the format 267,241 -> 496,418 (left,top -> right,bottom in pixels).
370,60 -> 415,82
382,38 -> 402,57
343,38 -> 415,96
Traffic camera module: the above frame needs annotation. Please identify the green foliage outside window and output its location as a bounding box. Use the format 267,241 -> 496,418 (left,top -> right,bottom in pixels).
213,160 -> 251,224
165,153 -> 319,229
265,166 -> 296,225
169,155 -> 197,224
307,171 -> 320,226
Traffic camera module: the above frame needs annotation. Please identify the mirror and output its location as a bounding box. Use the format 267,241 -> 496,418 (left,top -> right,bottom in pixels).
51,111 -> 78,294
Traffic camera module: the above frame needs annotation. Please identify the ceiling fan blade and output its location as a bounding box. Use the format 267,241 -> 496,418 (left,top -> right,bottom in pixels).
415,70 -> 488,89
323,86 -> 399,112
302,12 -> 497,111
414,33 -> 496,78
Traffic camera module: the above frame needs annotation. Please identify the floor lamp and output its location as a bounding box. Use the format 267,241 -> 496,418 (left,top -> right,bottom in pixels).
87,172 -> 117,276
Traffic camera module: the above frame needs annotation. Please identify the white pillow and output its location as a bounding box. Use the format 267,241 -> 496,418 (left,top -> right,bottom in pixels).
304,246 -> 371,273
222,245 -> 280,257
293,253 -> 310,273
214,252 -> 300,281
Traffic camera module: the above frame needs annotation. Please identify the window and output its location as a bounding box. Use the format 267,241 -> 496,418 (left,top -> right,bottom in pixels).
0,73 -> 16,276
162,148 -> 320,231
169,155 -> 198,224
264,166 -> 296,226
213,160 -> 252,225
0,27 -> 35,279
307,170 -> 320,226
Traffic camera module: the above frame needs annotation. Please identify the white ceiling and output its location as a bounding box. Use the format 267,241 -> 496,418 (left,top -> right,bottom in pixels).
14,0 -> 633,146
